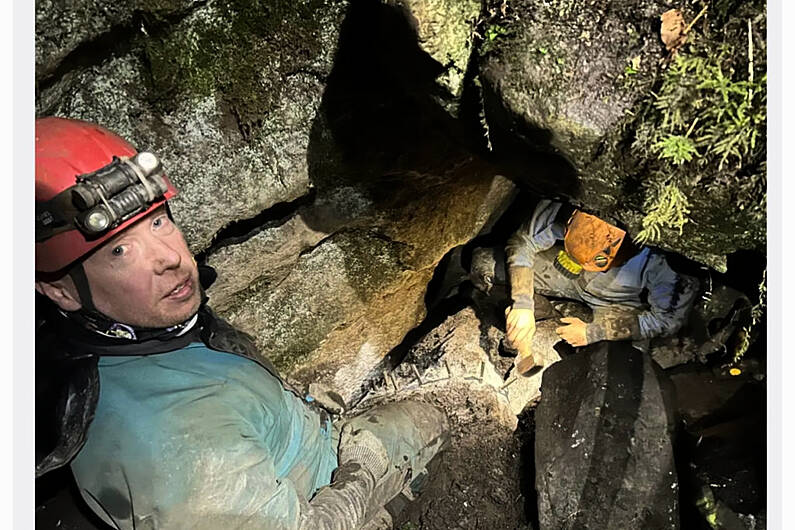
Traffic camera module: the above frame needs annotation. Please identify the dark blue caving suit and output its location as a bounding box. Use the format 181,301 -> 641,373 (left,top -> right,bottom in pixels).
504,200 -> 699,348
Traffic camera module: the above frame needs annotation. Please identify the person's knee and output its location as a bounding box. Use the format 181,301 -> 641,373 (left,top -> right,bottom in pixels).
350,400 -> 450,473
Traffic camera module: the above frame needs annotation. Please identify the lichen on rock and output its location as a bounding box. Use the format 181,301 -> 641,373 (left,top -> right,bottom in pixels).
384,0 -> 482,101
477,0 -> 766,270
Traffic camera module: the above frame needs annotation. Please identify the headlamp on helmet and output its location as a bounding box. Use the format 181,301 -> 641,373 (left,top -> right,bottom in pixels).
36,151 -> 168,242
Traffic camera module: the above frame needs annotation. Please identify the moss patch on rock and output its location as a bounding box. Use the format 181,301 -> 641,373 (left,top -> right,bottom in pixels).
477,0 -> 766,270
145,0 -> 345,127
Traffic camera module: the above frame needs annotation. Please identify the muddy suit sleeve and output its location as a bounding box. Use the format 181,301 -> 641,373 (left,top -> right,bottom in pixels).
297,463 -> 379,530
505,200 -> 566,309
586,253 -> 697,343
636,252 -> 698,339
152,411 -> 382,530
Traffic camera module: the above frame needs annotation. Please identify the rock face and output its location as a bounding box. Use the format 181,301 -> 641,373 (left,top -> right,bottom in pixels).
535,341 -> 680,529
479,0 -> 767,270
35,0 -> 198,81
37,0 -> 515,390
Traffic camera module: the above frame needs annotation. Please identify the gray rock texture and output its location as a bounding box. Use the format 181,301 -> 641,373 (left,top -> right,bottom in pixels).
384,0 -> 482,101
478,0 -> 766,270
37,0 -> 348,252
535,341 -> 680,529
35,0 -> 198,81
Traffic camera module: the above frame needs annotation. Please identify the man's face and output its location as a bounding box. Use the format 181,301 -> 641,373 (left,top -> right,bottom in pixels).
80,206 -> 201,328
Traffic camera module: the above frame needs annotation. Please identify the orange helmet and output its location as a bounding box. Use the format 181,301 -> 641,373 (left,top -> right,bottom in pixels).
563,210 -> 626,272
35,117 -> 177,274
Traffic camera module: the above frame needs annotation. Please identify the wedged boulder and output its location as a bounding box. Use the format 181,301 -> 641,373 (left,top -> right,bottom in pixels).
219,173 -> 516,402
535,341 -> 679,529
479,0 -> 766,270
36,0 -> 348,252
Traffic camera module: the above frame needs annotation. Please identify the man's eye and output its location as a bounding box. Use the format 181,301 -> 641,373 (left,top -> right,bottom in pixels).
112,246 -> 125,256
153,215 -> 171,229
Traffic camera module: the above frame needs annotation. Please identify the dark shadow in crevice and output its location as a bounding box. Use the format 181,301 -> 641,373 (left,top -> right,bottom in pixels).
194,189 -> 317,264
382,294 -> 470,372
479,80 -> 581,200
306,0 -> 464,200
516,407 -> 540,530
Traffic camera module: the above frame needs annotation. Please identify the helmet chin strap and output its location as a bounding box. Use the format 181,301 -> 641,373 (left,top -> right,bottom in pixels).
65,263 -> 197,341
68,262 -> 98,314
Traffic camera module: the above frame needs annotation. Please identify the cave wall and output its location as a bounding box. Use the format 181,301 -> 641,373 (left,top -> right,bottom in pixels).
37,0 -> 766,398
478,0 -> 766,271
36,0 -> 513,402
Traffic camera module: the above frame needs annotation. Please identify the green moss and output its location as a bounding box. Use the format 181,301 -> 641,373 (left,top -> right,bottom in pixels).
621,2 -> 766,248
144,0 -> 331,126
634,181 -> 691,245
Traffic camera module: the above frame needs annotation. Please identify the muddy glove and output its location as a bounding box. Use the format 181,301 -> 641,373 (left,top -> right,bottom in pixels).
506,306 -> 536,346
297,425 -> 391,530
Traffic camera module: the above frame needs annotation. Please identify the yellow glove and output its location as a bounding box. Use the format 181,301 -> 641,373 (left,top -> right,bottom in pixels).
505,306 -> 536,346
505,306 -> 540,374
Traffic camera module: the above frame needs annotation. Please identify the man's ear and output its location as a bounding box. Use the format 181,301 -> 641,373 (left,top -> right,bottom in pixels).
35,279 -> 82,312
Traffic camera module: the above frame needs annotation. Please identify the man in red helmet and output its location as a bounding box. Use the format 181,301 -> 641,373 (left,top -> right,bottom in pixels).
35,117 -> 448,529
470,199 -> 698,374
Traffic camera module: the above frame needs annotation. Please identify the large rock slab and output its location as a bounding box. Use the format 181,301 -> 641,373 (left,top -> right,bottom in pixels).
220,173 -> 516,402
36,0 -> 348,252
535,341 -> 679,529
479,0 -> 766,270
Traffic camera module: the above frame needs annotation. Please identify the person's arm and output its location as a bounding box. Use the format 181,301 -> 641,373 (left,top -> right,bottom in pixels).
154,408 -> 401,530
75,393 -> 403,530
505,200 -> 566,310
584,253 -> 698,343
636,253 -> 698,339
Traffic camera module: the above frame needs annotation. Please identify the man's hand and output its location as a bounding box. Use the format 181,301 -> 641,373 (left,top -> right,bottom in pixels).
505,307 -> 536,346
555,317 -> 588,347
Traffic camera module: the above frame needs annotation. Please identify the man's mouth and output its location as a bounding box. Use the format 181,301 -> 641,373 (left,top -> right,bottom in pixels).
165,277 -> 194,301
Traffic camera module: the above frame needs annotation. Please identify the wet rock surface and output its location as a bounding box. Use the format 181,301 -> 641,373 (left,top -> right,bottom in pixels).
535,341 -> 680,529
478,0 -> 766,269
36,0 -> 767,527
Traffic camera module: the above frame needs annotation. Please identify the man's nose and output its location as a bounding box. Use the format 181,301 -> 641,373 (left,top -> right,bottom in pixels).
150,238 -> 182,274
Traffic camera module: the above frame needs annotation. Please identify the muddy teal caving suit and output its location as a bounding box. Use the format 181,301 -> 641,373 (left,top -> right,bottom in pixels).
38,295 -> 448,530
71,342 -> 339,529
504,200 -> 698,348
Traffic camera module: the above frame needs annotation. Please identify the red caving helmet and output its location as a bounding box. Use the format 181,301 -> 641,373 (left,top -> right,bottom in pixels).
35,117 -> 178,274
